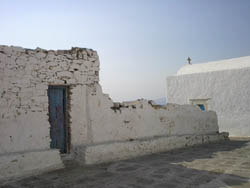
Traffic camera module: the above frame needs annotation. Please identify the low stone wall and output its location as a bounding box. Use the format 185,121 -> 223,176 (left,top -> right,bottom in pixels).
88,85 -> 220,144
83,133 -> 228,165
72,83 -> 228,164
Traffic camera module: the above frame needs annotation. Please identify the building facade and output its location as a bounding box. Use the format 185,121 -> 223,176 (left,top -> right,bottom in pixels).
167,56 -> 250,137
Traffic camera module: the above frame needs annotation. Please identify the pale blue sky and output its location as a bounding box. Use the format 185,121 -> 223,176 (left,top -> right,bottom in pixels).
1,0 -> 250,101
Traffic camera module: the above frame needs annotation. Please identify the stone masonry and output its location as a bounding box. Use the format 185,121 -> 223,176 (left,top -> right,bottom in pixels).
0,45 -> 228,181
0,46 -> 99,121
0,45 -> 100,180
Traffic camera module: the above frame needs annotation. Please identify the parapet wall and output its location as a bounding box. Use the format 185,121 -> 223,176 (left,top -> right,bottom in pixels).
76,84 -> 227,164
89,86 -> 219,144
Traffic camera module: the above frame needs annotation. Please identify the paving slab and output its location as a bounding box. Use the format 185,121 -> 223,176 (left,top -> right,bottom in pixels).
1,138 -> 250,188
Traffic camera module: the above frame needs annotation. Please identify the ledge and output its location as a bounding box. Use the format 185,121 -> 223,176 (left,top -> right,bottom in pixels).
74,133 -> 228,165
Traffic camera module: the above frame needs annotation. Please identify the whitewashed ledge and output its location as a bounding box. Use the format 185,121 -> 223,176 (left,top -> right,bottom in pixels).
73,132 -> 229,165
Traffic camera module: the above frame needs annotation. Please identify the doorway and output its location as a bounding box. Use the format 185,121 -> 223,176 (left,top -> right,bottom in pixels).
48,86 -> 69,153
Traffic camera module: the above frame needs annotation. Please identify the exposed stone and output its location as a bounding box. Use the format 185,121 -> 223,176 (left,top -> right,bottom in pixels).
0,45 -> 227,182
57,71 -> 73,79
36,52 -> 46,59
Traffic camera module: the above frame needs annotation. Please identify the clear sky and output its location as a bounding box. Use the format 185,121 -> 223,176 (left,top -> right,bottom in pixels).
1,0 -> 250,101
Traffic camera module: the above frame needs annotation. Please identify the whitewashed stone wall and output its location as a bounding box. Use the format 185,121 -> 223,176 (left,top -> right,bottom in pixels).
89,88 -> 219,143
0,45 -> 99,180
0,45 -> 227,180
74,84 -> 228,164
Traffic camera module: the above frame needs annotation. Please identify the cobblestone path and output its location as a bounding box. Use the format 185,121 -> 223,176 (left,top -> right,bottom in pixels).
1,138 -> 250,188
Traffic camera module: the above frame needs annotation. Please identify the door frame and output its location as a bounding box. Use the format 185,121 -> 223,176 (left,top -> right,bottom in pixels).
48,85 -> 70,153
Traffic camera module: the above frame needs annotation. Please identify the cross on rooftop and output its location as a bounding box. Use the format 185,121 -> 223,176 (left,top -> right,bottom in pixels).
187,57 -> 191,64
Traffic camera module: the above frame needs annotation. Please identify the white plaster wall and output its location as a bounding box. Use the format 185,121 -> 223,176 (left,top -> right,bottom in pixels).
84,133 -> 228,165
0,45 -> 99,154
0,113 -> 50,154
86,84 -> 219,144
70,85 -> 92,147
0,44 -> 226,178
71,83 -> 225,164
0,45 -> 99,179
167,68 -> 250,137
0,149 -> 63,181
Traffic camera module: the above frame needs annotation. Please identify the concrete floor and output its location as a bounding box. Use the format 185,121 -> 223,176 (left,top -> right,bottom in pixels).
1,138 -> 250,188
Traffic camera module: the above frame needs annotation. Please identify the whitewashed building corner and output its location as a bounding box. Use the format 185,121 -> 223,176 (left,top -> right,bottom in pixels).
166,56 -> 250,137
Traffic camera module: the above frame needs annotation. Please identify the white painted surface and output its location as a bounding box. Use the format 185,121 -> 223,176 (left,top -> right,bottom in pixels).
0,149 -> 63,181
84,133 -> 228,165
73,83 -> 225,163
0,45 -> 99,179
70,85 -> 90,146
0,45 -> 227,179
0,113 -> 50,154
87,85 -> 219,144
177,55 -> 250,75
0,45 -> 99,153
167,65 -> 250,137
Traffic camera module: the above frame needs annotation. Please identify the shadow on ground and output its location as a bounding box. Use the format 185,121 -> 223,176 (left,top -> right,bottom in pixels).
1,139 -> 250,188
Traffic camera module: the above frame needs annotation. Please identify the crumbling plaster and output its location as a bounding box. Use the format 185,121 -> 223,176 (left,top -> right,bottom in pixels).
78,85 -> 228,164
0,45 -> 99,180
0,45 -> 227,180
88,85 -> 219,143
0,45 -> 99,154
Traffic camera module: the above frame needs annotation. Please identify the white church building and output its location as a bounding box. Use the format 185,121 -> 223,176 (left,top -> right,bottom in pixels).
167,55 -> 250,137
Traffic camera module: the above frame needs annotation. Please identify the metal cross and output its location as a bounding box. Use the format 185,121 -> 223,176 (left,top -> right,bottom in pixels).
187,57 -> 191,64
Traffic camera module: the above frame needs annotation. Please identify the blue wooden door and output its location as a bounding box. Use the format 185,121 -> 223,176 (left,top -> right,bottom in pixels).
48,87 -> 66,153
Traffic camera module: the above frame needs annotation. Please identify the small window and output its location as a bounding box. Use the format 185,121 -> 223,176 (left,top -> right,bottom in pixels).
190,99 -> 209,111
197,104 -> 205,111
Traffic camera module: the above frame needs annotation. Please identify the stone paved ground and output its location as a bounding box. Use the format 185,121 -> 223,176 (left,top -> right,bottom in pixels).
1,138 -> 250,188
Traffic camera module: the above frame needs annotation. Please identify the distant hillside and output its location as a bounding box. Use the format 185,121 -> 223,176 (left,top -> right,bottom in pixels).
153,97 -> 166,105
